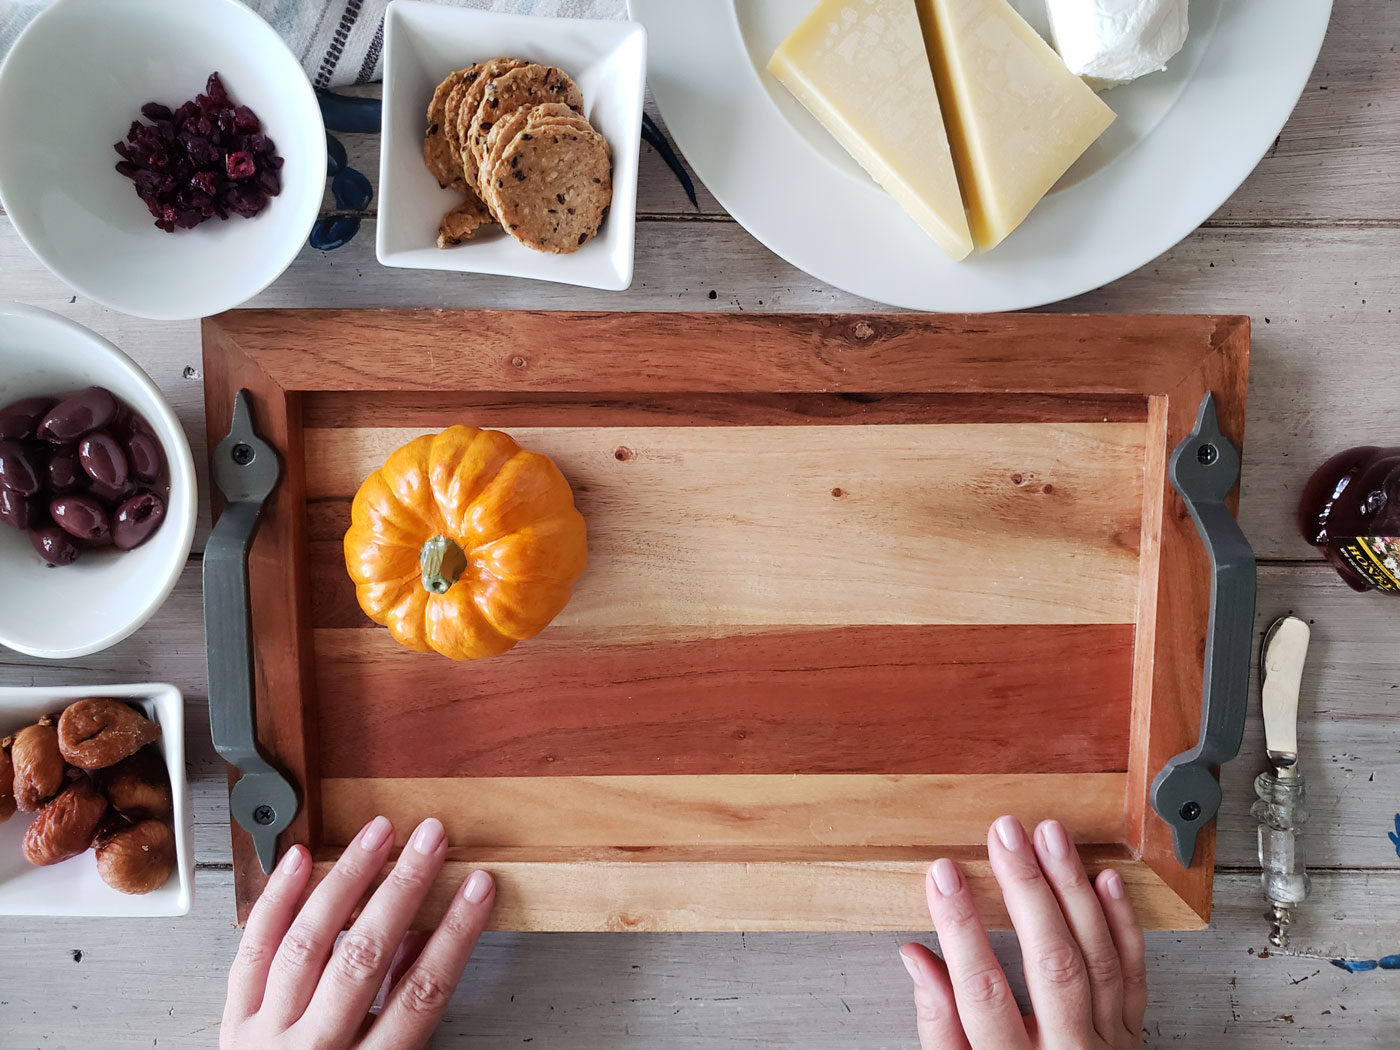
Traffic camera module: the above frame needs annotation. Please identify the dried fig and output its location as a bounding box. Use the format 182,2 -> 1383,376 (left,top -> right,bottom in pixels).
95,819 -> 176,895
94,746 -> 172,821
22,773 -> 108,866
0,739 -> 15,823
7,716 -> 67,811
57,698 -> 160,770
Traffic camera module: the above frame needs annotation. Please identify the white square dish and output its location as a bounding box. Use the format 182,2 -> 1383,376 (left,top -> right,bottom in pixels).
0,683 -> 193,917
378,1 -> 646,290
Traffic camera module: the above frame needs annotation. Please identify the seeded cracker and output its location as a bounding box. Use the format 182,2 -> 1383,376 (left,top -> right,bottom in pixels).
454,57 -> 528,190
437,194 -> 495,248
467,64 -> 584,175
481,107 -> 598,220
480,103 -> 576,213
441,63 -> 485,172
490,126 -> 612,254
424,68 -> 474,191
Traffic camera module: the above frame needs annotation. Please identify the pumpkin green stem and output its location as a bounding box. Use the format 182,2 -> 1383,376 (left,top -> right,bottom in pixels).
420,535 -> 467,595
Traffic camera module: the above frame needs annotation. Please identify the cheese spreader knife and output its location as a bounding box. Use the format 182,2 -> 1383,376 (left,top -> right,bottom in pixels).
1252,615 -> 1311,948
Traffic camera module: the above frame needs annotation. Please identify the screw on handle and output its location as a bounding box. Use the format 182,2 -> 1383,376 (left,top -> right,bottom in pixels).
204,391 -> 301,874
1150,394 -> 1258,867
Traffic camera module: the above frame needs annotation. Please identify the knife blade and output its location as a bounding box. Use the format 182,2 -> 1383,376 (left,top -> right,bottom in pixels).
1261,616 -> 1310,776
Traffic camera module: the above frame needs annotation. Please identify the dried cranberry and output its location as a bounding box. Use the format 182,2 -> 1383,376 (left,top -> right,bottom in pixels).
114,71 -> 280,233
226,151 -> 256,179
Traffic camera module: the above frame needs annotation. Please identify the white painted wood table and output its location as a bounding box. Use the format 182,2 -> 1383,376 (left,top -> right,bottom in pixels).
2,4 -> 1398,1046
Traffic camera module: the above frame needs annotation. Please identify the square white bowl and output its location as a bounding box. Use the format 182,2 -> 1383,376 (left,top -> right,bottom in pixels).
0,684 -> 193,917
378,1 -> 645,290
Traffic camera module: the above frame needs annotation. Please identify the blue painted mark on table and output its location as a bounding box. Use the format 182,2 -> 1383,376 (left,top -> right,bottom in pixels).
1331,955 -> 1400,973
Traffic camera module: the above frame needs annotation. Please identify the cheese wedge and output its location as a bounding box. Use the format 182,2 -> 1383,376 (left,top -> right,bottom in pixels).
918,0 -> 1116,250
769,0 -> 973,261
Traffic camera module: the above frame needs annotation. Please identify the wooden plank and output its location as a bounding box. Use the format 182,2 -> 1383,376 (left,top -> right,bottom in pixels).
306,421 -> 1148,627
301,388 -> 1150,428
319,773 -> 1129,848
304,846 -> 1202,933
205,309 -> 1235,397
312,624 -> 1133,778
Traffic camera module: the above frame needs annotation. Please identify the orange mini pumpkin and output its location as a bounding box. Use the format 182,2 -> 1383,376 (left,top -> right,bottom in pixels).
344,426 -> 587,661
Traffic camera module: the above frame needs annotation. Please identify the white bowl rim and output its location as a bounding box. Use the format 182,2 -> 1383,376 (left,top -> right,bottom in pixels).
0,301 -> 198,659
0,0 -> 327,321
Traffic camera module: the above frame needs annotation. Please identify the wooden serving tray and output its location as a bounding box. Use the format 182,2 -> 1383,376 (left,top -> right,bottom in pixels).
203,310 -> 1248,931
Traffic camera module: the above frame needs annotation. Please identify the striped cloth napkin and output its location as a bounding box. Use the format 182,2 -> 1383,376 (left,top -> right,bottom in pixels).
0,0 -> 627,89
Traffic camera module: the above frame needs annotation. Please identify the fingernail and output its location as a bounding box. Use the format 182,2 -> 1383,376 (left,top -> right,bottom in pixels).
463,869 -> 493,904
1104,869 -> 1125,900
930,858 -> 963,897
899,948 -> 928,987
994,815 -> 1026,851
278,845 -> 305,875
359,815 -> 392,852
1040,820 -> 1071,860
411,818 -> 445,856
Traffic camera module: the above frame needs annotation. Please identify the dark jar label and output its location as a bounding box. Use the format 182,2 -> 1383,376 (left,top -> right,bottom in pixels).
1335,537 -> 1400,593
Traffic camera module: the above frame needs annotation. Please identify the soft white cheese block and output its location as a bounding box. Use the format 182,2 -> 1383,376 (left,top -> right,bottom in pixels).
1045,0 -> 1189,89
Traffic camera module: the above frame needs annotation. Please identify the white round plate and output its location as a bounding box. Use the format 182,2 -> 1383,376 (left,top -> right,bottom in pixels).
627,0 -> 1332,311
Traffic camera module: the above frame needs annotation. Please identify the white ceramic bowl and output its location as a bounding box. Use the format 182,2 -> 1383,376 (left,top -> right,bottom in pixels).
0,303 -> 197,659
379,1 -> 646,291
0,0 -> 326,320
0,684 -> 193,917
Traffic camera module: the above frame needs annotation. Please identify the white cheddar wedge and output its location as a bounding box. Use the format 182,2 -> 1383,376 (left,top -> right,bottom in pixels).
918,0 -> 1116,250
769,0 -> 973,261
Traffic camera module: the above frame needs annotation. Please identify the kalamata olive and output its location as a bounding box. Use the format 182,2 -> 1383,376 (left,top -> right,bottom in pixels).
50,495 -> 111,543
0,440 -> 42,495
112,491 -> 166,550
37,387 -> 117,443
29,525 -> 81,566
0,397 -> 55,441
0,487 -> 36,530
125,431 -> 164,482
79,431 -> 129,488
47,446 -> 84,492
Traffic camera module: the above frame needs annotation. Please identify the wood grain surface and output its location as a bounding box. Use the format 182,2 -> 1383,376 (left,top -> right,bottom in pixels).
320,774 -> 1129,848
312,624 -> 1133,778
206,308 -> 1240,397
306,421 -> 1147,626
305,847 -> 1204,933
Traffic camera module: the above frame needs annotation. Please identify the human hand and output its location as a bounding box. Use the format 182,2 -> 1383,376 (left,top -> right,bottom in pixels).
221,816 -> 495,1050
899,817 -> 1145,1050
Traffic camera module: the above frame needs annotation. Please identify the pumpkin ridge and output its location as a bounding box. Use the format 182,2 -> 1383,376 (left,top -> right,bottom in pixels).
428,426 -> 520,541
